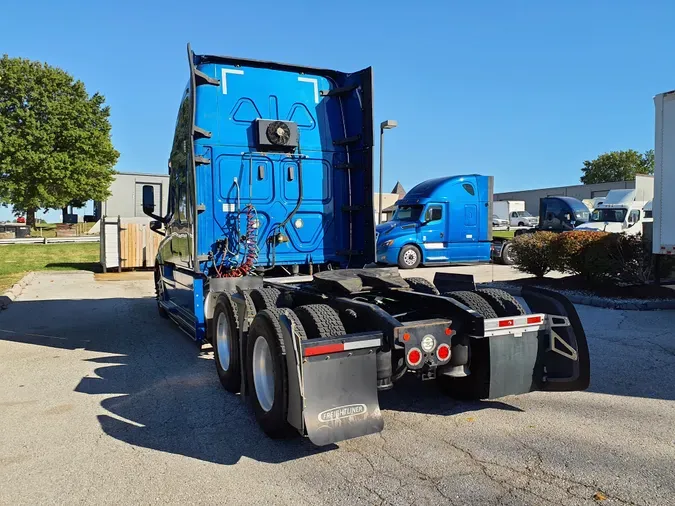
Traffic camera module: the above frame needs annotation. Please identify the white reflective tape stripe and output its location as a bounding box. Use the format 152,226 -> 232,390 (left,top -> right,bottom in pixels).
298,77 -> 319,103
423,242 -> 444,250
484,325 -> 544,337
221,68 -> 244,94
484,314 -> 546,331
343,338 -> 381,351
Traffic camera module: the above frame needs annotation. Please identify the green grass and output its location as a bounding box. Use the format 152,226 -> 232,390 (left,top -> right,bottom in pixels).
0,242 -> 99,292
493,230 -> 515,239
32,222 -> 96,238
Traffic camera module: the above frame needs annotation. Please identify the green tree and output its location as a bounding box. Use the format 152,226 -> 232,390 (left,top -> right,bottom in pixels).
580,149 -> 654,185
0,55 -> 118,226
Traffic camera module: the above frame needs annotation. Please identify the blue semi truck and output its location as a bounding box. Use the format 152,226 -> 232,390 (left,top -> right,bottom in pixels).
142,44 -> 590,446
376,175 -> 494,268
376,183 -> 592,269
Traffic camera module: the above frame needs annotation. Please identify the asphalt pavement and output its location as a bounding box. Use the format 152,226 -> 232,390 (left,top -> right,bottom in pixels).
0,270 -> 674,505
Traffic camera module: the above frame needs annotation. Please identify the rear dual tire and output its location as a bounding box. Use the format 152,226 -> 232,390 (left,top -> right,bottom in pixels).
211,293 -> 249,393
247,308 -> 307,439
405,277 -> 440,295
439,288 -> 525,400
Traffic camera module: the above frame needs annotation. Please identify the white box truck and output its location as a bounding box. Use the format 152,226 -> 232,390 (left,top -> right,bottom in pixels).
493,200 -> 539,227
653,90 -> 675,255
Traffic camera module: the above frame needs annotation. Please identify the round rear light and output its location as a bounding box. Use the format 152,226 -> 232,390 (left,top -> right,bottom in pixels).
407,347 -> 422,367
421,335 -> 436,353
437,344 -> 451,362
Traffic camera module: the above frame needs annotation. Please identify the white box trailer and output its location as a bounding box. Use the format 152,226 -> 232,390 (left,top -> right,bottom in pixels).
653,90 -> 675,254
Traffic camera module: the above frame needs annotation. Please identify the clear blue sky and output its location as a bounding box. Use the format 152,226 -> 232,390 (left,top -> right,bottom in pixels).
2,0 -> 674,221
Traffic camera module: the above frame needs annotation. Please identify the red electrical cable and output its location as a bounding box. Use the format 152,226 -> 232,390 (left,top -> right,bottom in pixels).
223,204 -> 258,278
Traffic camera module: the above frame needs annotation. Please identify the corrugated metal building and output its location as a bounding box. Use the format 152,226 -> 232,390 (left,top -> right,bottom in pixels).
494,174 -> 654,214
94,172 -> 170,220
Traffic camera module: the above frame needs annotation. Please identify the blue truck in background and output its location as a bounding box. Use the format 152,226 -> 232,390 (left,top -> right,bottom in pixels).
376,182 -> 593,269
376,175 -> 494,268
141,44 -> 590,447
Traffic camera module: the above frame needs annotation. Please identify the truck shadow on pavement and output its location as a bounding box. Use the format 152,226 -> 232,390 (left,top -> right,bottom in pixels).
1,296 -> 674,466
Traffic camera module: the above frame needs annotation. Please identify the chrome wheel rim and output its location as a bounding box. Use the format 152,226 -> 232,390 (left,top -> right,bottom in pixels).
216,312 -> 231,371
403,249 -> 418,266
252,336 -> 274,412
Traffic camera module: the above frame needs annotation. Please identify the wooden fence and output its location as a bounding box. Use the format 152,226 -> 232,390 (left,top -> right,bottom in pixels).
100,217 -> 162,272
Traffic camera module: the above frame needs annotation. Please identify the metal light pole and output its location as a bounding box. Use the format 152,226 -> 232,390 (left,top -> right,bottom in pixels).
378,120 -> 398,224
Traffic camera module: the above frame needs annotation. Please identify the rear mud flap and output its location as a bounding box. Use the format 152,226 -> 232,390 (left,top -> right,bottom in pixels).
487,331 -> 543,399
303,348 -> 384,446
278,315 -> 384,446
483,287 -> 590,398
521,286 -> 590,392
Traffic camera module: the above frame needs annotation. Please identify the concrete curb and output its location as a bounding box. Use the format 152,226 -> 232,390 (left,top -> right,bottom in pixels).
0,272 -> 36,310
481,282 -> 675,311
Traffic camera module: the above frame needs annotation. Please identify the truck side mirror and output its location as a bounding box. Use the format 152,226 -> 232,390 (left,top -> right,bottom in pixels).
142,185 -> 156,215
142,185 -> 166,230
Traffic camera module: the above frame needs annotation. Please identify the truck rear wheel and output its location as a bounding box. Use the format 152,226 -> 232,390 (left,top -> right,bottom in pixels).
438,291 -> 495,400
250,287 -> 287,311
398,245 -> 421,269
247,308 -> 307,439
295,304 -> 345,339
212,293 -> 243,393
500,242 -> 515,265
475,288 -> 525,317
405,277 -> 440,295
444,291 -> 498,319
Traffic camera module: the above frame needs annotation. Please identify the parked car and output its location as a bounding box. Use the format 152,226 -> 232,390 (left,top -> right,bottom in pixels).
492,214 -> 508,227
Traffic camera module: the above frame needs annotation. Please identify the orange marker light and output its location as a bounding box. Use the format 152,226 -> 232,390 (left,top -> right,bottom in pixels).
403,333 -> 411,342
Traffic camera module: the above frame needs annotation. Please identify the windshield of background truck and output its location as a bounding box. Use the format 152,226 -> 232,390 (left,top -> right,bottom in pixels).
591,208 -> 627,223
393,205 -> 424,222
574,209 -> 590,222
516,211 -> 533,217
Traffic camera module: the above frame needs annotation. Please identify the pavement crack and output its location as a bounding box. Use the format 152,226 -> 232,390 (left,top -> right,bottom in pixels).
441,437 -> 646,506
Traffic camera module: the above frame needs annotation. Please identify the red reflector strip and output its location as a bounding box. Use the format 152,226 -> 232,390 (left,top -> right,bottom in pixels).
303,343 -> 345,357
498,319 -> 514,327
527,316 -> 543,324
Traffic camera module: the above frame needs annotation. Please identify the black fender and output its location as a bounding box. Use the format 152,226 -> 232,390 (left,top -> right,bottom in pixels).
521,286 -> 591,392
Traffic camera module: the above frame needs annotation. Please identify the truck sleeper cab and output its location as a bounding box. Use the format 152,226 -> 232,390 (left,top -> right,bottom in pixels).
375,175 -> 493,269
491,196 -> 590,265
575,190 -> 649,235
539,196 -> 590,231
144,45 -> 591,447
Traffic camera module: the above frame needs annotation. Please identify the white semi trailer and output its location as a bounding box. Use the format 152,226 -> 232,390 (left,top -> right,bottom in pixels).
653,90 -> 675,261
